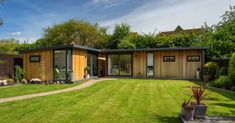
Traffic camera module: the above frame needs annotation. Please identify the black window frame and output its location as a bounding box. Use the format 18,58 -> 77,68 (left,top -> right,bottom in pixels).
187,55 -> 200,62
163,56 -> 175,62
29,55 -> 40,62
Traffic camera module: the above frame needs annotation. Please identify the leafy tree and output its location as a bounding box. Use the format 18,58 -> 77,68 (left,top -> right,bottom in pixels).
0,38 -> 20,54
108,23 -> 130,49
118,35 -> 136,49
195,6 -> 235,58
229,53 -> 235,82
37,19 -> 107,48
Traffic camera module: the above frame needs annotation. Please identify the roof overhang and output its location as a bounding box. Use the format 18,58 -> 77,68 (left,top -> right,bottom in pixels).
22,45 -> 208,53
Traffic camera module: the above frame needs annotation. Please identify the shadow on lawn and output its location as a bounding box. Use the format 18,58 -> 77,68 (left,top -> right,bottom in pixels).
214,103 -> 235,109
150,115 -> 181,123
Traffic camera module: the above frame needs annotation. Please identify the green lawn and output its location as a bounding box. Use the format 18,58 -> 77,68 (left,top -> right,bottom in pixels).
0,80 -> 86,98
0,79 -> 234,123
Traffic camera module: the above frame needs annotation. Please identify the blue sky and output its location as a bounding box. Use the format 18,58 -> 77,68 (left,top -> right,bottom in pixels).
0,0 -> 234,42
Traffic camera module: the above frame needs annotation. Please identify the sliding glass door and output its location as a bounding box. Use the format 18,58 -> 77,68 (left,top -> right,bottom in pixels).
108,54 -> 132,76
53,49 -> 72,81
87,54 -> 98,77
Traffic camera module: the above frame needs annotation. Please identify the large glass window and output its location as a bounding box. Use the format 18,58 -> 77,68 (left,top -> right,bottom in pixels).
147,53 -> 154,77
108,54 -> 132,76
53,49 -> 72,81
119,55 -> 132,76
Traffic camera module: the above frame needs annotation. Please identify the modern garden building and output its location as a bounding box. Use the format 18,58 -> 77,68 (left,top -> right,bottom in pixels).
23,45 -> 208,82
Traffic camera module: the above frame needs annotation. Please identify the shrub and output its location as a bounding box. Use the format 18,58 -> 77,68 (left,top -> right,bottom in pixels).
219,67 -> 228,75
7,78 -> 14,85
15,65 -> 24,83
231,86 -> 235,92
213,76 -> 232,89
21,78 -> 28,84
229,53 -> 235,83
204,62 -> 219,80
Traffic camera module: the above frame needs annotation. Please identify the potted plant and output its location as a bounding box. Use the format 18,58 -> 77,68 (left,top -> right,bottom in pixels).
191,86 -> 208,118
137,72 -> 142,78
84,66 -> 90,79
181,96 -> 195,121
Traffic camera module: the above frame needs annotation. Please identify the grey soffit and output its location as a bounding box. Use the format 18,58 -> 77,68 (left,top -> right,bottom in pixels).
23,45 -> 208,53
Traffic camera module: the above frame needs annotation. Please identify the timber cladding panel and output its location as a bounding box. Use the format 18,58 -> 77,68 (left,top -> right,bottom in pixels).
72,48 -> 87,80
23,50 -> 53,81
133,51 -> 146,77
133,50 -> 202,79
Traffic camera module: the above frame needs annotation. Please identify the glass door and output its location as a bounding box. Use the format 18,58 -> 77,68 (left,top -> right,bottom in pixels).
147,52 -> 154,77
87,54 -> 98,77
53,49 -> 72,81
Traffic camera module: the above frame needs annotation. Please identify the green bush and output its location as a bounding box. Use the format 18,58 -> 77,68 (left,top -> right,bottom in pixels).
204,62 -> 219,80
229,53 -> 235,83
231,86 -> 235,92
15,65 -> 24,83
219,67 -> 228,75
213,76 -> 232,89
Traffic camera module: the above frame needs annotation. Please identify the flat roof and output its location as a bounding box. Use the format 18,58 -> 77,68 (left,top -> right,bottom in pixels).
101,47 -> 208,53
23,45 -> 100,52
23,45 -> 208,53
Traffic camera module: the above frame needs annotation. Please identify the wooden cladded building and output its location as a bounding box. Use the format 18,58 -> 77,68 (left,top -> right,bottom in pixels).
23,45 -> 207,82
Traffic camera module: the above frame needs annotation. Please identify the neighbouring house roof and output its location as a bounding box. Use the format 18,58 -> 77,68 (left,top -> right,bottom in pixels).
159,25 -> 202,36
23,44 -> 208,53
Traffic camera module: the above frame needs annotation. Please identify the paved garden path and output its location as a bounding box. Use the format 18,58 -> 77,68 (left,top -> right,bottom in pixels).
0,78 -> 115,103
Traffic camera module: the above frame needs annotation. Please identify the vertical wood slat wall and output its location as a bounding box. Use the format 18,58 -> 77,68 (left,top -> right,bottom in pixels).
23,50 -> 53,81
133,50 -> 202,79
72,48 -> 87,81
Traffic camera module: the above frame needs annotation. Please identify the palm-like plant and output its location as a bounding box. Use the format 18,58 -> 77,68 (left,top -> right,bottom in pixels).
191,86 -> 207,105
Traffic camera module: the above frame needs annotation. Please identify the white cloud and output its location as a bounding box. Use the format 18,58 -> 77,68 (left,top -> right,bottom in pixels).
9,32 -> 21,36
100,0 -> 235,33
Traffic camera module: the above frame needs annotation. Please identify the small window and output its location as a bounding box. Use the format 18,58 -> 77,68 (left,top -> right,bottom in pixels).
163,56 -> 175,62
187,55 -> 200,62
30,55 -> 40,62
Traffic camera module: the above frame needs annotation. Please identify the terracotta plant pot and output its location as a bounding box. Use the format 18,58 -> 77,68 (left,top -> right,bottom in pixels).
184,108 -> 195,121
194,104 -> 207,118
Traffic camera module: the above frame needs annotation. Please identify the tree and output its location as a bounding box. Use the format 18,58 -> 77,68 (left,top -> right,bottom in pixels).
0,38 -> 20,54
117,35 -> 136,49
36,19 -> 107,48
108,23 -> 130,49
194,6 -> 235,58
